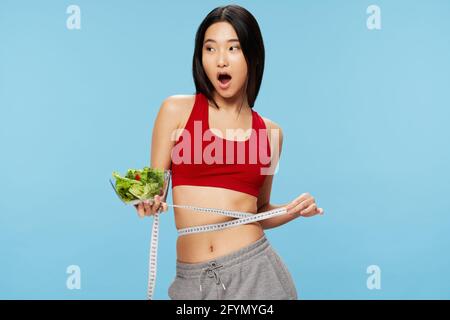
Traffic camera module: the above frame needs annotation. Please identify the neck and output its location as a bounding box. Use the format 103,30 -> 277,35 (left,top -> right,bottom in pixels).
210,89 -> 250,118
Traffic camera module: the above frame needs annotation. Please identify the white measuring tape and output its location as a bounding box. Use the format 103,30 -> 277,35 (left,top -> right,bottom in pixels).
146,203 -> 289,300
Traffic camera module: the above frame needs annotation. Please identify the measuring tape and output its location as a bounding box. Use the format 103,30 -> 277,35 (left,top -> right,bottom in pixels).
146,203 -> 289,300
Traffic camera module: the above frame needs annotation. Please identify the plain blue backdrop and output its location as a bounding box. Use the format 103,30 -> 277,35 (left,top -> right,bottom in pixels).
1,0 -> 449,299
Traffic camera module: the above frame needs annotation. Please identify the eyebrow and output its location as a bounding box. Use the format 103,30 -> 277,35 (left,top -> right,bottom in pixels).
203,38 -> 240,44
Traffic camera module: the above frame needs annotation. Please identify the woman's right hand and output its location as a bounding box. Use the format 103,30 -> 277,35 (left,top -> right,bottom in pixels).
134,194 -> 168,218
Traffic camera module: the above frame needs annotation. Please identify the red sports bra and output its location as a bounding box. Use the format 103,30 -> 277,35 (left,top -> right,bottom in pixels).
170,92 -> 272,197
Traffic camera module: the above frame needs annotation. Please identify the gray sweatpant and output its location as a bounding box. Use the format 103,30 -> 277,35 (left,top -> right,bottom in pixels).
168,234 -> 298,300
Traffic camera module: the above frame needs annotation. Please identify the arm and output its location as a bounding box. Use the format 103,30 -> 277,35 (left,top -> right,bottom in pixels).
256,119 -> 299,229
136,95 -> 184,217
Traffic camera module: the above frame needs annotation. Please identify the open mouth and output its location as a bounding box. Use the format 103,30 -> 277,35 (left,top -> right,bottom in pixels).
218,73 -> 232,85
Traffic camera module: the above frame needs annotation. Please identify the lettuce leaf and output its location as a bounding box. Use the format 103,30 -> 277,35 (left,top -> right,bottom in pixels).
112,167 -> 164,203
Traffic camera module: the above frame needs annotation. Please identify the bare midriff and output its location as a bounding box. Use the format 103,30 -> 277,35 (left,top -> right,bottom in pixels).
172,185 -> 264,264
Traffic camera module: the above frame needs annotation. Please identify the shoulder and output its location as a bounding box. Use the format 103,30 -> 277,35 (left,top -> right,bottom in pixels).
158,94 -> 196,127
260,116 -> 282,132
160,94 -> 195,114
261,116 -> 283,140
260,115 -> 284,152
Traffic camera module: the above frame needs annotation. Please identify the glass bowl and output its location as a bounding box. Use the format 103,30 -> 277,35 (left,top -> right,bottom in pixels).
109,168 -> 171,206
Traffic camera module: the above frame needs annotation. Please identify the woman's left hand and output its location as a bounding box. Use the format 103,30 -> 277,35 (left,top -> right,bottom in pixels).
286,192 -> 324,217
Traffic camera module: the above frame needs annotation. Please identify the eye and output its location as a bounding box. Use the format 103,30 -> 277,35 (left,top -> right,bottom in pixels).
205,47 -> 215,52
230,45 -> 240,51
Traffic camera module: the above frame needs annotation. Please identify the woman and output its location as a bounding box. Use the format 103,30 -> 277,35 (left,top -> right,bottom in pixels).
135,4 -> 324,300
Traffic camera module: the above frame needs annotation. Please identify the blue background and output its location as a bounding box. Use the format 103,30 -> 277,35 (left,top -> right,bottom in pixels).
1,0 -> 449,299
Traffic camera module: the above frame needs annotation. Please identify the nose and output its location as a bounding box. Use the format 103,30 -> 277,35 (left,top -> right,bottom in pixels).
216,49 -> 229,67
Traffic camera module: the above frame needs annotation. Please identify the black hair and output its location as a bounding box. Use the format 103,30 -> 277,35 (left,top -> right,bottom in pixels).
192,4 -> 265,109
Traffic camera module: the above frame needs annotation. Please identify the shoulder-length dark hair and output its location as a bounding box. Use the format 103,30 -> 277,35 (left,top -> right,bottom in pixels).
192,4 -> 265,109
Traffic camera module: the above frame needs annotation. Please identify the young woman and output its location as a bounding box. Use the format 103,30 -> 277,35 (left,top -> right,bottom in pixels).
135,5 -> 324,300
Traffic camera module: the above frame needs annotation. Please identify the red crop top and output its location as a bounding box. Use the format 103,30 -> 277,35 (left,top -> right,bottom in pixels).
170,92 -> 272,197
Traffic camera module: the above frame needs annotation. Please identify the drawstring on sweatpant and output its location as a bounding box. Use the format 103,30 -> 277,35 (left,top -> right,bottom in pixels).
199,261 -> 226,292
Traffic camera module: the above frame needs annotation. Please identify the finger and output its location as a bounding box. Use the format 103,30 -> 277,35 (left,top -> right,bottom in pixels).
300,203 -> 318,217
287,199 -> 309,216
161,202 -> 168,212
287,197 -> 314,216
136,203 -> 145,218
151,195 -> 161,214
317,207 -> 324,215
285,193 -> 311,211
143,201 -> 153,216
285,193 -> 307,211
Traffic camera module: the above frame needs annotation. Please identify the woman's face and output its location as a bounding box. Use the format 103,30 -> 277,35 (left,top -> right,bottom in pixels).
202,21 -> 248,99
